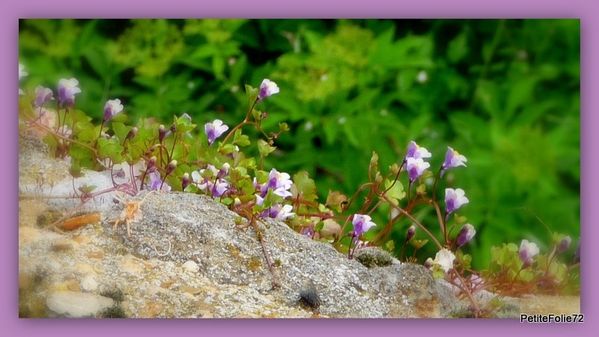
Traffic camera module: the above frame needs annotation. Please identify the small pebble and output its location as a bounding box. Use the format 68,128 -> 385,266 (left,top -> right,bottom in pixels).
81,275 -> 98,292
182,260 -> 199,273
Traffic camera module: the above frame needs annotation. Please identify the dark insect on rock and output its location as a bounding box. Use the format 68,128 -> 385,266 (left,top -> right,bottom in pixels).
299,283 -> 321,311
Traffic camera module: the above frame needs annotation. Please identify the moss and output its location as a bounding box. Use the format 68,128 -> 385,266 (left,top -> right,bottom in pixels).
100,289 -> 125,302
36,209 -> 62,228
100,305 -> 127,318
354,247 -> 393,268
247,256 -> 262,272
226,243 -> 241,258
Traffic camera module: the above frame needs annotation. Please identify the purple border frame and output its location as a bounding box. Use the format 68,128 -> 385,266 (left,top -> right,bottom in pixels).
3,0 -> 596,336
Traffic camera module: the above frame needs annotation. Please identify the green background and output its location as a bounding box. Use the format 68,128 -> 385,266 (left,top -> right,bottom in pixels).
19,19 -> 580,268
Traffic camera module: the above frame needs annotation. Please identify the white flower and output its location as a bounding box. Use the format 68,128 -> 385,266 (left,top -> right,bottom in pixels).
352,214 -> 377,237
433,248 -> 456,273
204,119 -> 229,145
57,78 -> 82,107
406,157 -> 430,182
443,146 -> 468,170
274,204 -> 295,221
406,141 -> 432,160
258,78 -> 279,100
104,98 -> 124,121
519,239 -> 540,266
445,188 -> 469,214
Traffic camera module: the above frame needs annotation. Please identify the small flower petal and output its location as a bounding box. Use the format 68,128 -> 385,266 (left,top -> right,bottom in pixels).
34,86 -> 54,107
442,146 -> 467,170
406,157 -> 430,182
57,78 -> 81,107
204,119 -> 229,145
352,214 -> 377,237
519,239 -> 539,267
406,141 -> 432,160
258,79 -> 279,100
104,98 -> 124,121
434,248 -> 456,273
445,188 -> 469,215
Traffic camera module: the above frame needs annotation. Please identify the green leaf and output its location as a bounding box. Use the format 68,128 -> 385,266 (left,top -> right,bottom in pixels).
112,122 -> 131,142
383,179 -> 405,204
97,137 -> 124,163
447,31 -> 468,63
291,170 -> 318,202
232,129 -> 250,147
257,139 -> 276,157
219,143 -> 238,155
245,84 -> 259,106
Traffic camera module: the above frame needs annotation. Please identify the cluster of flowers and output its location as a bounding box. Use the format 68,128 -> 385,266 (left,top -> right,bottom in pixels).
190,163 -> 230,197
349,141 -> 476,264
200,78 -> 292,221
254,168 -> 295,220
22,65 -> 125,131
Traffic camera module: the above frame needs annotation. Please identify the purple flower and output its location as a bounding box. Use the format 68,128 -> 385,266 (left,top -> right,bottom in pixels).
519,239 -> 539,267
557,236 -> 572,254
406,157 -> 430,182
258,79 -> 279,100
352,214 -> 376,237
191,163 -> 230,198
34,86 -> 53,107
103,98 -> 124,121
456,223 -> 476,247
204,119 -> 229,145
210,179 -> 229,197
445,188 -> 469,215
406,141 -> 432,160
301,226 -> 315,238
267,168 -> 293,197
148,171 -> 171,192
257,168 -> 293,199
57,78 -> 81,107
263,204 -> 295,221
442,146 -> 467,170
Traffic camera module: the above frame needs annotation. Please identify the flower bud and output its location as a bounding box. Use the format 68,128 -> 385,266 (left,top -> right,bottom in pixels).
519,239 -> 539,267
147,156 -> 157,171
456,223 -> 476,248
182,172 -> 191,190
126,127 -> 138,141
557,236 -> 572,254
424,257 -> 434,269
158,125 -> 167,142
170,123 -> 177,134
405,225 -> 416,242
166,160 -> 178,175
217,163 -> 230,179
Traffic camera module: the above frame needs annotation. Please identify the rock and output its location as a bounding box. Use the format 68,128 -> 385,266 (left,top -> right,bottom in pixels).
46,291 -> 114,317
80,275 -> 98,292
182,260 -> 199,273
17,130 -> 532,318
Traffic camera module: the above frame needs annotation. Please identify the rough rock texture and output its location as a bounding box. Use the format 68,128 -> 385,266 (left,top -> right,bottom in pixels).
18,131 -> 523,318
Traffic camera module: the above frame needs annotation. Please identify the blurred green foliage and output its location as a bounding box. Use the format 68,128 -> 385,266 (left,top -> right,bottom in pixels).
19,19 -> 579,268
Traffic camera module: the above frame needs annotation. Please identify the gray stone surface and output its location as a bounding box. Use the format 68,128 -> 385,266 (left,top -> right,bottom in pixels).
18,131 -> 518,318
